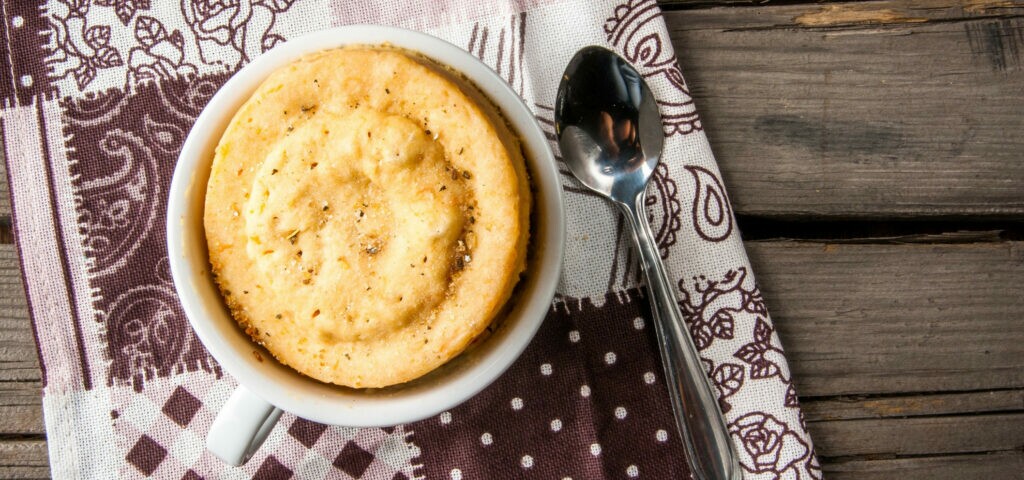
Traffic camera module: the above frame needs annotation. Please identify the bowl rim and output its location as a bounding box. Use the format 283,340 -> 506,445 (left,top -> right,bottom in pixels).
166,25 -> 565,426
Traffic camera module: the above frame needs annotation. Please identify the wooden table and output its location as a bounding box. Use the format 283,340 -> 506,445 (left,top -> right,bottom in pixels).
2,0 -> 1022,478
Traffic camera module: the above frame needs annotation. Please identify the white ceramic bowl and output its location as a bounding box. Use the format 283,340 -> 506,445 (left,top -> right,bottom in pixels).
166,25 -> 565,464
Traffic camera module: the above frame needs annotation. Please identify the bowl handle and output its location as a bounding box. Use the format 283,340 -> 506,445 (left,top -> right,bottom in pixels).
206,385 -> 284,466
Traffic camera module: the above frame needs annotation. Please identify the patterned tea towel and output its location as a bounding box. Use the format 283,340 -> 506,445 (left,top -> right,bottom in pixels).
1,0 -> 818,478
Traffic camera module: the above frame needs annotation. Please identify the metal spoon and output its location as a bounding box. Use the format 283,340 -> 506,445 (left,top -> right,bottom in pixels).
555,46 -> 742,480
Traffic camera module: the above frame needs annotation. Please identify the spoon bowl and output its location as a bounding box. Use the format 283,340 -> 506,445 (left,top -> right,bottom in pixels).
555,46 -> 741,480
555,46 -> 663,201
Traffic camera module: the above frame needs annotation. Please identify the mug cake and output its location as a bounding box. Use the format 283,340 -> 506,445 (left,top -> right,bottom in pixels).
204,47 -> 531,388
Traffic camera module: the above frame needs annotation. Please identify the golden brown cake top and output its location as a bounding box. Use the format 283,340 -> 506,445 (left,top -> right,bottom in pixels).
204,47 -> 531,388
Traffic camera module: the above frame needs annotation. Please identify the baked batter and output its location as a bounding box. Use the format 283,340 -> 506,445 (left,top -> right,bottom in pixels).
204,47 -> 530,388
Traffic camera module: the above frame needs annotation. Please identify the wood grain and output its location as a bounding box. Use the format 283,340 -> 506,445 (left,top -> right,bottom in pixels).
664,1 -> 1024,218
823,451 -> 1024,480
0,245 -> 44,436
0,245 -> 38,383
749,241 -> 1024,396
0,440 -> 49,480
0,382 -> 43,435
810,413 -> 1024,456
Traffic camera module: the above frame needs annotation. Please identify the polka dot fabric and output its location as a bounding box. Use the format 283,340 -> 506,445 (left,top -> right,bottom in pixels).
412,291 -> 692,479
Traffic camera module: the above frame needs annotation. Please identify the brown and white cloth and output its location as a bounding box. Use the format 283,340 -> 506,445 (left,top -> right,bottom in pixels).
1,0 -> 819,478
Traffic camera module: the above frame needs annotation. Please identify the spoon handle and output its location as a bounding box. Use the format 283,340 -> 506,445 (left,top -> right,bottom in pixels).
620,190 -> 743,480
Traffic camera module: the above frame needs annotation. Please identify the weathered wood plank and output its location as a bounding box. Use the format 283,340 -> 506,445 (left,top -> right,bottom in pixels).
823,451 -> 1024,480
0,240 -> 46,480
810,413 -> 1024,456
0,440 -> 49,480
803,389 -> 1024,421
664,1 -> 1024,218
0,381 -> 43,435
749,241 -> 1024,396
0,245 -> 37,383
